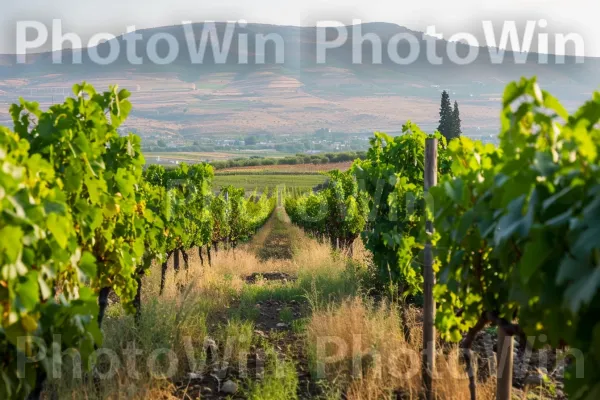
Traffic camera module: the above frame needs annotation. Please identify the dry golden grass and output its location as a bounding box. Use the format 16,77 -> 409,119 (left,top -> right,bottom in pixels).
47,210 -> 352,395
47,210 -> 499,400
307,297 -> 496,400
58,211 -> 354,400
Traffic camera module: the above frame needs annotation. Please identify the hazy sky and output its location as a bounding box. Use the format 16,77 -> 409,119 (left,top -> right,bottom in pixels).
1,0 -> 596,56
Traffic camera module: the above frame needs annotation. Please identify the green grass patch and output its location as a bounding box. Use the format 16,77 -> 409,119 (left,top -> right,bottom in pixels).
240,281 -> 306,305
298,261 -> 369,311
279,307 -> 295,324
244,345 -> 299,400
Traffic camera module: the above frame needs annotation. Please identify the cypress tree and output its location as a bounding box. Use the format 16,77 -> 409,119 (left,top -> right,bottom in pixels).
437,90 -> 453,141
451,100 -> 462,139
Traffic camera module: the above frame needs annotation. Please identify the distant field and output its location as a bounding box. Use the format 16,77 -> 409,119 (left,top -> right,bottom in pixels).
144,150 -> 292,164
217,161 -> 353,173
212,173 -> 326,193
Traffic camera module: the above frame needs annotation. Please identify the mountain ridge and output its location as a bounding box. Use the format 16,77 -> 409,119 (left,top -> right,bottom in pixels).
0,22 -> 598,137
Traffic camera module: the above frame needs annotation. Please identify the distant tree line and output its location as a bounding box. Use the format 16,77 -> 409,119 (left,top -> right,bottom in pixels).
437,90 -> 462,142
143,134 -> 369,153
210,151 -> 366,169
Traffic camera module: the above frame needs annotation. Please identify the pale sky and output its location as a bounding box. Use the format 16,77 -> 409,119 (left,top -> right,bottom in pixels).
0,0 -> 597,56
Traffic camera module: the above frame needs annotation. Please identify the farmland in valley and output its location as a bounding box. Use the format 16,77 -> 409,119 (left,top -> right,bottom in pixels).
216,161 -> 353,173
212,173 -> 326,193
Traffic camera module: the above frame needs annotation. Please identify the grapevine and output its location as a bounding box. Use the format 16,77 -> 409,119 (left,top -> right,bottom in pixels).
0,84 -> 276,398
285,169 -> 368,249
432,77 -> 600,399
0,126 -> 100,399
352,124 -> 449,297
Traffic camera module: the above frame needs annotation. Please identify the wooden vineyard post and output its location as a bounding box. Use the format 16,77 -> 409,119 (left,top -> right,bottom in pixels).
423,138 -> 437,399
496,326 -> 514,400
173,249 -> 181,273
224,190 -> 230,250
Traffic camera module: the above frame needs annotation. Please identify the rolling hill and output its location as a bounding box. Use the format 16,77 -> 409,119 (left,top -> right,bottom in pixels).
0,22 -> 598,138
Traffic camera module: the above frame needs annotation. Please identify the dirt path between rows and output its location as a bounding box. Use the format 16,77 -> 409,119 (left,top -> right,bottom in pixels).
173,210 -> 321,399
